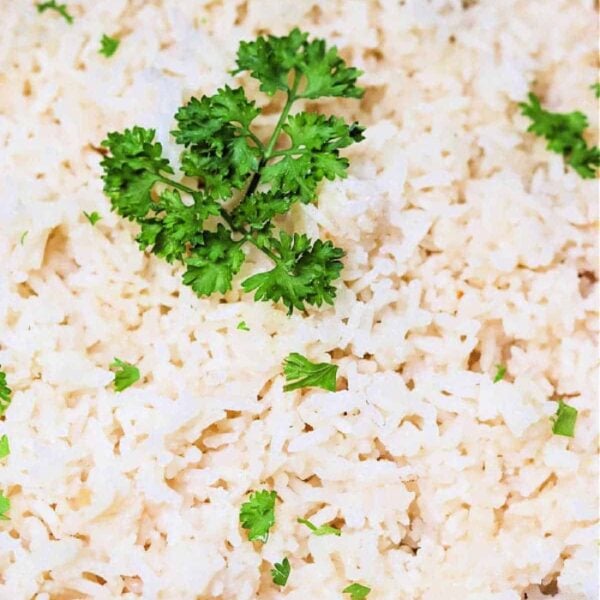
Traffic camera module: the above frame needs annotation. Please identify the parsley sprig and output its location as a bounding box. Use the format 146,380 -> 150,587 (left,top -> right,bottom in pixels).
100,29 -> 364,314
519,92 -> 599,179
271,557 -> 291,586
283,352 -> 338,392
0,369 -> 12,416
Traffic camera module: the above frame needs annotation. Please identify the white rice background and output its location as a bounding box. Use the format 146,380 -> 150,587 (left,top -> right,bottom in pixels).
0,1 -> 598,598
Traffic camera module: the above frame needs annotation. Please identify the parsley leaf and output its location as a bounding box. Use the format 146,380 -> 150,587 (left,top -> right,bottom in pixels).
234,28 -> 364,99
297,517 -> 341,536
110,358 -> 140,392
239,490 -> 276,543
237,321 -> 250,331
282,352 -> 338,392
0,435 -> 9,460
519,92 -> 599,179
343,583 -> 371,600
592,83 -> 600,99
0,369 -> 12,416
551,399 -> 578,437
100,30 -> 363,313
271,557 -> 291,586
182,225 -> 245,296
172,86 -> 261,199
83,211 -> 102,226
36,1 -> 73,23
0,492 -> 10,521
242,233 -> 344,314
99,34 -> 120,58
262,113 -> 364,203
493,364 -> 506,383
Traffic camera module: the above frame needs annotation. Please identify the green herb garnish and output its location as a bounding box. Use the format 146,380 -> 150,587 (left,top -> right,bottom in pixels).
237,321 -> 250,331
0,369 -> 12,416
591,83 -> 600,99
36,1 -> 74,24
271,557 -> 291,586
20,231 -> 28,245
343,583 -> 371,599
83,211 -> 102,226
100,29 -> 364,314
283,352 -> 337,392
297,517 -> 341,536
519,92 -> 599,179
493,364 -> 506,383
0,435 -> 9,460
239,489 -> 276,542
551,399 -> 578,437
110,358 -> 140,392
99,35 -> 120,58
0,492 -> 10,521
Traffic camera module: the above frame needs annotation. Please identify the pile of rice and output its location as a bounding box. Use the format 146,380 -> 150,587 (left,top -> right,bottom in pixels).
0,1 -> 598,598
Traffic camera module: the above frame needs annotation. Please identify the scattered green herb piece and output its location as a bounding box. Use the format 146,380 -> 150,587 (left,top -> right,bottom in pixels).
297,517 -> 341,536
99,34 -> 120,58
0,435 -> 9,460
0,370 -> 11,416
100,29 -> 364,314
493,364 -> 506,383
519,92 -> 599,179
283,352 -> 338,392
20,231 -> 28,245
592,83 -> 600,99
343,583 -> 371,599
110,358 -> 140,392
36,1 -> 74,24
237,321 -> 250,331
0,492 -> 10,521
83,211 -> 102,226
239,490 -> 276,542
551,399 -> 578,437
271,557 -> 291,586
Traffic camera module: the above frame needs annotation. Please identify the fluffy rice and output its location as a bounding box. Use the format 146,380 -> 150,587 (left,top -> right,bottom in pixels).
0,0 -> 598,598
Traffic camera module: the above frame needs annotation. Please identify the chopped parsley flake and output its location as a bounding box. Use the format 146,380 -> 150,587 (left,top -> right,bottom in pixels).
110,358 -> 140,392
283,352 -> 337,392
83,211 -> 102,226
20,231 -> 28,245
36,1 -> 74,24
0,369 -> 12,416
519,92 -> 599,179
592,83 -> 600,99
551,399 -> 578,438
271,557 -> 291,586
237,320 -> 250,331
99,35 -> 120,58
239,489 -> 276,542
493,364 -> 506,383
0,492 -> 10,521
297,517 -> 341,536
343,583 -> 371,599
0,435 -> 9,460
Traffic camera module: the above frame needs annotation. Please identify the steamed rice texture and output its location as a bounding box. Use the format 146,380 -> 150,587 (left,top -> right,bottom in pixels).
0,0 -> 598,598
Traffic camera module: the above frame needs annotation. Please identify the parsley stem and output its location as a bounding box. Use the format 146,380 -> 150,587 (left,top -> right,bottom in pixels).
264,74 -> 301,159
157,175 -> 197,195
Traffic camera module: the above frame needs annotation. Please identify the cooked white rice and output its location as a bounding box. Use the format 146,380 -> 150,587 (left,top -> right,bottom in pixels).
0,1 -> 598,598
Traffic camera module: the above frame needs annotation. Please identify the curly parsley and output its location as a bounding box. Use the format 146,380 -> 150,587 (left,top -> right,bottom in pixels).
239,489 -> 276,542
100,29 -> 364,314
99,35 -> 120,58
519,92 -> 599,179
0,369 -> 12,416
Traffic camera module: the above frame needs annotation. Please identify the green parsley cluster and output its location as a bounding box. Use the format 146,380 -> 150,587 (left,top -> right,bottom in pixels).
100,29 -> 365,314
